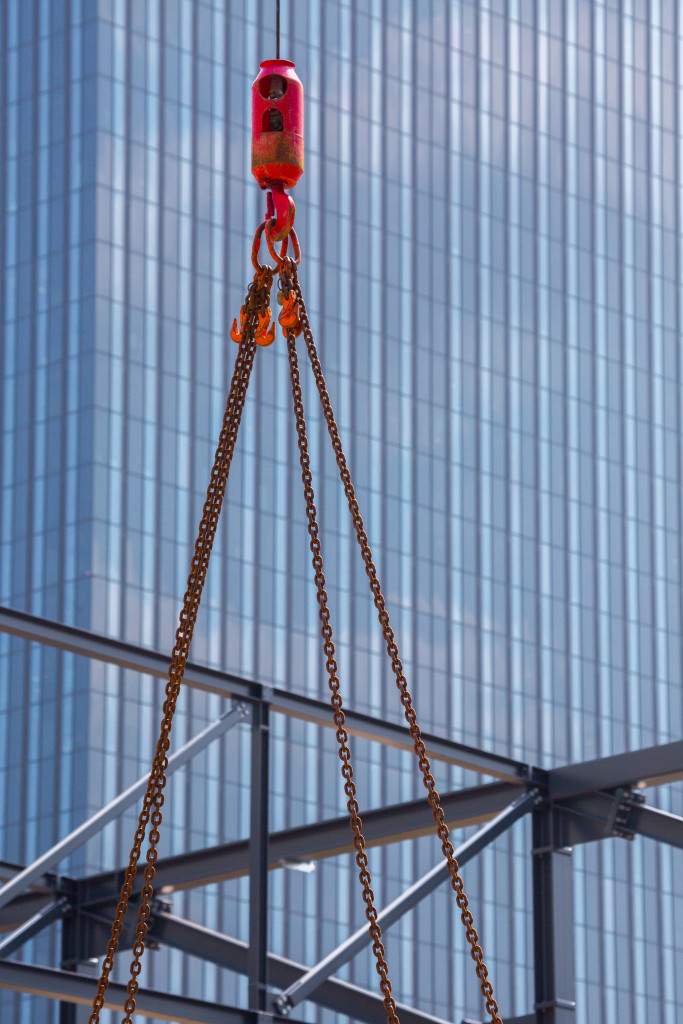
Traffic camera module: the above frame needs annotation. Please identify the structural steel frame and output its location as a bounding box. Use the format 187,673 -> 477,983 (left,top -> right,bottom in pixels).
0,607 -> 682,1024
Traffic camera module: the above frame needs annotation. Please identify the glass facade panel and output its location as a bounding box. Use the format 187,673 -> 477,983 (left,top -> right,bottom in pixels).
1,2 -> 683,1023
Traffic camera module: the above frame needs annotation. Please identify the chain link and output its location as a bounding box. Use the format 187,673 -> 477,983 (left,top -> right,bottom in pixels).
89,241 -> 501,1024
279,259 -> 502,1024
284,320 -> 399,1024
88,266 -> 273,1024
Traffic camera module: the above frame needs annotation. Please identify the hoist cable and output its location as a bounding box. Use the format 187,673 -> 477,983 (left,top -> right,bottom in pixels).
87,265 -> 273,1024
276,0 -> 281,59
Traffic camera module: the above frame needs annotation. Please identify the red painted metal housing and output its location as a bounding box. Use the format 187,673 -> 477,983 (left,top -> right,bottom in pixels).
251,59 -> 304,191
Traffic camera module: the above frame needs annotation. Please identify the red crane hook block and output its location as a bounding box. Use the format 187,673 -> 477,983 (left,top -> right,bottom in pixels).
251,59 -> 303,241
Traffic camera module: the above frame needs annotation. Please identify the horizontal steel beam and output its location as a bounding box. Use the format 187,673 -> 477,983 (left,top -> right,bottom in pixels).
0,605 -> 529,782
79,781 -> 524,903
0,899 -> 68,958
0,603 -> 262,700
549,740 -> 683,799
0,862 -> 27,884
277,789 -> 538,1012
272,689 -> 529,780
149,911 -> 455,1024
631,802 -> 683,848
558,791 -> 683,850
551,793 -> 616,847
0,959 -> 303,1024
0,861 -> 54,894
0,894 -> 57,933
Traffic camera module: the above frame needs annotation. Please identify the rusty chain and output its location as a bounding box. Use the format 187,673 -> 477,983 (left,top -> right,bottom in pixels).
88,265 -> 273,1024
278,258 -> 502,1024
284,323 -> 399,1024
89,232 -> 500,1023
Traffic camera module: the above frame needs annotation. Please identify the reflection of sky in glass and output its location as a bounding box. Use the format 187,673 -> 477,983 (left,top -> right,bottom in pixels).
1,1 -> 682,1021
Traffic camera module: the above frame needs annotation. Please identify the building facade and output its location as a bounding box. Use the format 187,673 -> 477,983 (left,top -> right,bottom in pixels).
1,1 -> 682,1022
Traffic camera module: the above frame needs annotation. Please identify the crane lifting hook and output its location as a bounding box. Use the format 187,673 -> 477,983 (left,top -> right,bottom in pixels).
251,59 -> 303,242
267,186 -> 296,243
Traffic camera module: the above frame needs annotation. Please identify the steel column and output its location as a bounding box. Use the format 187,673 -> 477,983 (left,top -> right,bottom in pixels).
58,911 -> 79,1024
248,698 -> 270,1012
58,996 -> 77,1024
532,808 -> 575,1024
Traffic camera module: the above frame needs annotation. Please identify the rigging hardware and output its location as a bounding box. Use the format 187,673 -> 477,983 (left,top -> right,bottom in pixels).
88,51 -> 502,1024
251,59 -> 303,241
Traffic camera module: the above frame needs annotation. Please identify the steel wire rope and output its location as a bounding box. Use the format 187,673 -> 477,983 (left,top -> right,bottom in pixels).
276,0 -> 280,59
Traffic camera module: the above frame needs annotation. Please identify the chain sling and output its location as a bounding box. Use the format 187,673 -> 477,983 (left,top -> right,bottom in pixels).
89,229 -> 501,1024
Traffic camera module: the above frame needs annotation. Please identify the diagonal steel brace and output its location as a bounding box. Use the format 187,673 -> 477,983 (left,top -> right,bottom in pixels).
275,788 -> 539,1014
0,703 -> 249,913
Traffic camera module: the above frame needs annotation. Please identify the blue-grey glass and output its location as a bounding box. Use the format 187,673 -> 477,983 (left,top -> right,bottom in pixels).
1,1 -> 682,1023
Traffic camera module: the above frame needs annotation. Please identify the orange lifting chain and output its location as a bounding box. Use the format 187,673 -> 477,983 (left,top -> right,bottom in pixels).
88,55 -> 502,1024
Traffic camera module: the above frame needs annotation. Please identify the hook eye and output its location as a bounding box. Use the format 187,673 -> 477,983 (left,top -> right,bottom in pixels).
269,187 -> 296,242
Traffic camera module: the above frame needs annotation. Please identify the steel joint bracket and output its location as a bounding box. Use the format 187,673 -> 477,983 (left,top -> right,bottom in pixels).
604,787 -> 645,839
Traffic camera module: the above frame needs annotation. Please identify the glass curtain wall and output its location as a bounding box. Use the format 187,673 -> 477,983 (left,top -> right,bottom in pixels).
0,1 -> 682,1022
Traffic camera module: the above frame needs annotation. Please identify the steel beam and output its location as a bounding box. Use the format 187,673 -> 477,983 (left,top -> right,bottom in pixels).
248,700 -> 269,1012
549,740 -> 683,799
552,790 -> 641,847
532,808 -> 575,1024
0,860 -> 55,894
79,781 -> 524,904
65,903 -> 142,967
556,791 -> 683,850
276,790 -> 538,1013
0,605 -> 529,782
0,959 -> 303,1024
0,894 -> 57,933
0,861 -> 38,884
0,899 -> 68,958
59,994 -> 77,1024
0,704 -> 248,914
631,802 -> 683,848
273,689 -> 529,780
148,911 -> 455,1024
